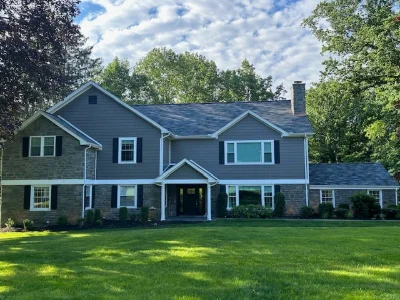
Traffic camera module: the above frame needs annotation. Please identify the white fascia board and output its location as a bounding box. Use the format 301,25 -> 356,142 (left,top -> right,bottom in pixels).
219,179 -> 308,185
91,179 -> 155,185
211,111 -> 289,138
47,81 -> 170,134
2,179 -> 85,185
172,135 -> 217,140
309,185 -> 399,190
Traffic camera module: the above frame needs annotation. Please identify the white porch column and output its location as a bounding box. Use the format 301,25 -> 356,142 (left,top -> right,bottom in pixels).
396,188 -> 398,206
161,183 -> 166,221
207,183 -> 211,221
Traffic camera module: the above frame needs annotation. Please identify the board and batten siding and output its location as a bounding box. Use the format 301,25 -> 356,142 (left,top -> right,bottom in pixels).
171,115 -> 306,180
57,87 -> 161,179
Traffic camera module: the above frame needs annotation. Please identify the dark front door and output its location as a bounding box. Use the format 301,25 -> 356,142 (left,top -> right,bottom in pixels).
177,185 -> 206,216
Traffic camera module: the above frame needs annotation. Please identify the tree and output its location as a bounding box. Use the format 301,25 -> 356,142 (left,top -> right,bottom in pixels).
0,0 -> 101,140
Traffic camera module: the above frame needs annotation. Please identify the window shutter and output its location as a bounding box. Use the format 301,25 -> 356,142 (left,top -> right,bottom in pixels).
22,137 -> 29,157
111,185 -> 118,208
219,141 -> 224,164
137,138 -> 143,163
274,140 -> 280,164
92,186 -> 96,208
275,185 -> 281,194
56,136 -> 62,156
51,185 -> 58,210
24,185 -> 31,209
137,185 -> 143,207
219,185 -> 226,194
113,138 -> 118,163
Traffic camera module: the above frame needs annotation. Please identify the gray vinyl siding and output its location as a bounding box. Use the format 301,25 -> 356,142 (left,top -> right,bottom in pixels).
166,164 -> 206,180
171,115 -> 306,179
58,87 -> 161,179
163,138 -> 170,170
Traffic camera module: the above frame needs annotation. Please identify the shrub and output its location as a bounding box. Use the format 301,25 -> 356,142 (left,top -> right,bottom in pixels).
23,219 -> 34,231
334,208 -> 349,219
94,219 -> 102,226
231,205 -> 273,218
86,209 -> 95,225
4,218 -> 15,229
382,207 -> 399,220
141,206 -> 149,221
119,207 -> 128,222
338,203 -> 350,210
319,203 -> 334,219
130,214 -> 137,222
350,193 -> 378,219
274,192 -> 286,217
300,206 -> 314,218
94,209 -> 102,222
57,216 -> 69,226
217,192 -> 228,217
77,218 -> 85,227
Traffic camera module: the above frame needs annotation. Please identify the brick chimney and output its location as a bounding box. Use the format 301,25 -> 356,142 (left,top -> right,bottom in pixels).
291,81 -> 306,115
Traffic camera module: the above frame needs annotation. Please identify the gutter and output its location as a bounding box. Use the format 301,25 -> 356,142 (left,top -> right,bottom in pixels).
304,135 -> 309,206
0,146 -> 3,228
82,145 -> 92,218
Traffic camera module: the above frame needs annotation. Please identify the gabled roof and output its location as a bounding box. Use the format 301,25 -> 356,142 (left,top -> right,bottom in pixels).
47,81 -> 169,134
133,100 -> 313,137
20,111 -> 102,149
309,163 -> 399,187
155,159 -> 218,183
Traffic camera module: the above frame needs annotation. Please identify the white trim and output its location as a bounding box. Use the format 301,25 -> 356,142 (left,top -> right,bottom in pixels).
310,185 -> 398,190
30,185 -> 52,211
29,136 -> 56,157
396,188 -> 398,205
207,183 -> 211,221
118,137 -> 137,164
2,179 -> 85,185
172,135 -> 217,140
117,185 -> 138,208
319,189 -> 335,208
47,81 -> 169,133
220,179 -> 308,185
224,140 -> 274,165
84,185 -> 92,210
161,183 -> 166,221
225,184 -> 275,210
20,111 -> 101,149
162,179 -> 209,184
168,139 -> 171,165
155,158 -> 218,183
367,189 -> 383,208
212,111 -> 289,137
304,137 -> 309,206
92,179 -> 155,185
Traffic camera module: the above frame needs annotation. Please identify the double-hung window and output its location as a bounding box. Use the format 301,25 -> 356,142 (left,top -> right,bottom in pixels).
31,186 -> 51,211
320,190 -> 335,207
118,185 -> 136,208
118,137 -> 136,164
368,190 -> 382,207
226,185 -> 274,209
84,185 -> 92,209
30,136 -> 55,157
225,141 -> 274,164
263,186 -> 274,209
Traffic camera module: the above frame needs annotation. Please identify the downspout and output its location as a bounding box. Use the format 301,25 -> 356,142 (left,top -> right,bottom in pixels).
396,187 -> 399,206
0,146 -> 3,228
82,145 -> 92,218
304,135 -> 309,206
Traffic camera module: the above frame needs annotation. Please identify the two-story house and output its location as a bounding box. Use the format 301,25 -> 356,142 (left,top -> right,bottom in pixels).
0,81 -> 398,225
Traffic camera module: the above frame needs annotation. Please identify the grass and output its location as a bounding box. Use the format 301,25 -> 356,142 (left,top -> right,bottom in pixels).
1,220 -> 400,299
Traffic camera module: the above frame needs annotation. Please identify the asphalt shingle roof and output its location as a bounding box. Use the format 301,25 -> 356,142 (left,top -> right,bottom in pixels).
309,163 -> 399,186
133,100 -> 313,136
44,112 -> 101,146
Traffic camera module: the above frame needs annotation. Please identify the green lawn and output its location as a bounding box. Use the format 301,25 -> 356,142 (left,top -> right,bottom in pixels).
1,220 -> 400,300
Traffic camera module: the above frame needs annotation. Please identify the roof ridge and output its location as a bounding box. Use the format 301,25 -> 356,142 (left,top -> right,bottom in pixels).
132,99 -> 290,107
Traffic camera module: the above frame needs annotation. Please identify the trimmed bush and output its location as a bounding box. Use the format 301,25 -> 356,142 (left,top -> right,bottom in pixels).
338,203 -> 350,210
119,207 -> 128,222
300,206 -> 314,218
217,193 -> 228,217
274,193 -> 286,217
130,214 -> 137,222
382,206 -> 399,220
350,193 -> 379,219
319,203 -> 334,219
57,216 -> 69,226
94,209 -> 102,222
334,208 -> 349,219
4,218 -> 15,229
23,219 -> 34,231
94,219 -> 102,226
141,206 -> 149,221
232,205 -> 273,218
86,209 -> 95,225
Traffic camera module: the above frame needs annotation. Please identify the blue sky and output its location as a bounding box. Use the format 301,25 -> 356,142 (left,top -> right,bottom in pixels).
77,0 -> 324,91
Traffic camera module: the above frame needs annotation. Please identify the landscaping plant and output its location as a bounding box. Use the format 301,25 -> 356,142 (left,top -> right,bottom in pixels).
4,218 -> 15,229
319,203 -> 334,219
300,206 -> 314,218
350,193 -> 380,219
57,216 -> 69,226
86,209 -> 95,225
119,207 -> 128,223
217,192 -> 228,217
22,219 -> 34,231
274,192 -> 286,217
141,206 -> 149,222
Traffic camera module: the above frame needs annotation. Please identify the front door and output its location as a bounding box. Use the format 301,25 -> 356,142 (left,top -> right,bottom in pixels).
177,185 -> 206,216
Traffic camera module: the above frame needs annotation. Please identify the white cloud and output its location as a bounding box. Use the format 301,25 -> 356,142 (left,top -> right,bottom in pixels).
79,0 -> 324,92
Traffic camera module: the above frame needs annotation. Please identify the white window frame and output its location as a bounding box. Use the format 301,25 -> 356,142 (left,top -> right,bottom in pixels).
319,189 -> 335,207
225,185 -> 275,210
30,185 -> 52,211
29,136 -> 56,157
84,185 -> 92,210
118,137 -> 137,164
117,185 -> 137,208
367,190 -> 383,207
224,140 -> 274,165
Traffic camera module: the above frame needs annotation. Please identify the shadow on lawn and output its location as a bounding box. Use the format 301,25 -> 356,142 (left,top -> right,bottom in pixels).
0,225 -> 400,299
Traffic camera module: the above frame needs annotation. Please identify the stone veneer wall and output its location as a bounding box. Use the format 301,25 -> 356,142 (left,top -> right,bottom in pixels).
280,184 -> 307,216
1,185 -> 82,226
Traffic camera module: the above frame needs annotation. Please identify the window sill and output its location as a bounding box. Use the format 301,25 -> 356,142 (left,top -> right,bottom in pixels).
225,163 -> 275,166
118,162 -> 137,164
117,206 -> 138,209
30,208 -> 51,212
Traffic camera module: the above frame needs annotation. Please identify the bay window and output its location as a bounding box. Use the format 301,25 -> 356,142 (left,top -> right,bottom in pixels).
225,140 -> 274,164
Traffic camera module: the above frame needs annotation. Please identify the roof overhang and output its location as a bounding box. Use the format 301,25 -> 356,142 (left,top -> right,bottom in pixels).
309,185 -> 399,190
155,159 -> 218,184
19,111 -> 102,149
47,81 -> 170,134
